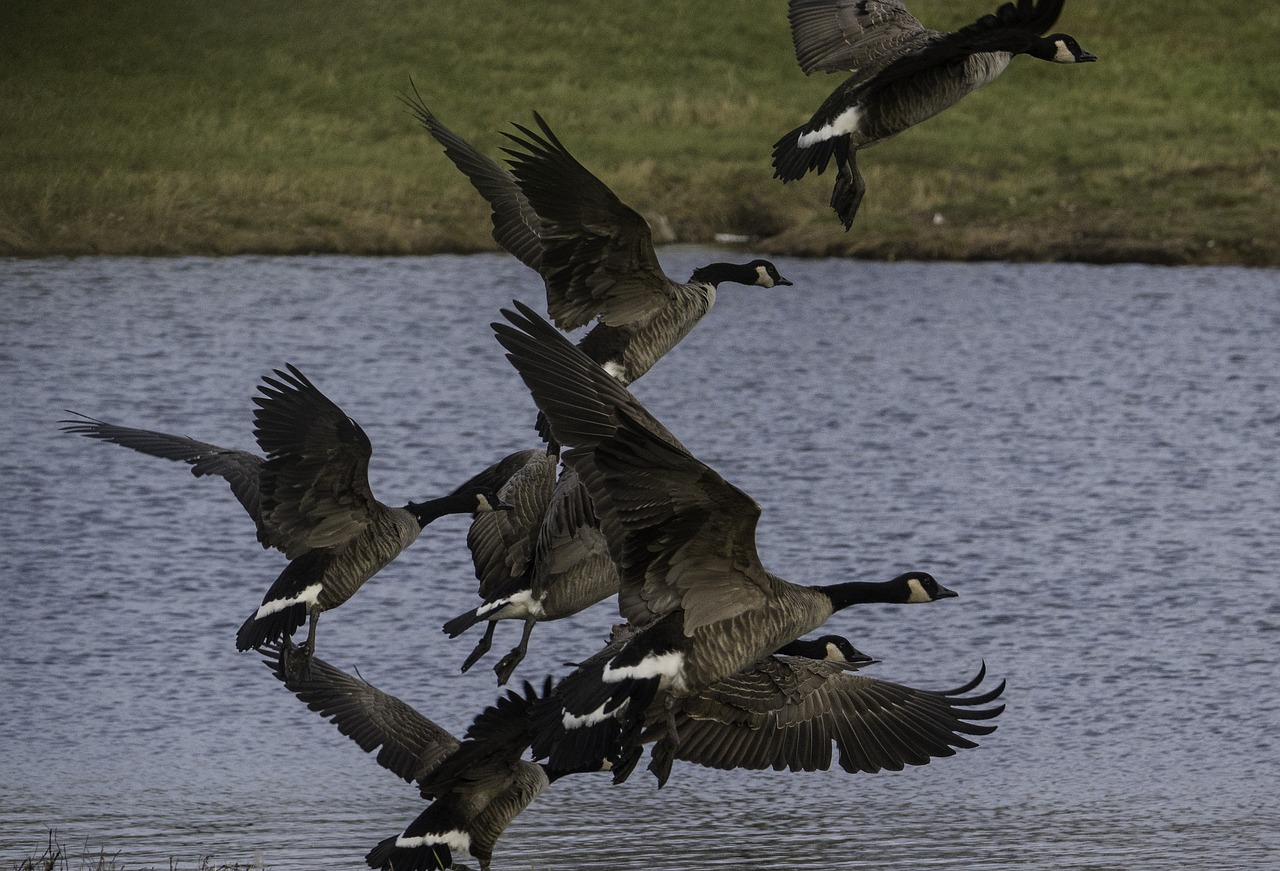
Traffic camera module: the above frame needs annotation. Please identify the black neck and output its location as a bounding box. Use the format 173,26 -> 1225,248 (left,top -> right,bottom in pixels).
405,492 -> 475,528
689,262 -> 755,287
816,580 -> 906,611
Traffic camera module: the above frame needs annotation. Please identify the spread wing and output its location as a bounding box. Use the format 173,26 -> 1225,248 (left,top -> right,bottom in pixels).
493,301 -> 781,632
261,644 -> 459,789
652,658 -> 1006,774
788,0 -> 932,76
252,364 -> 380,558
867,0 -> 1066,88
400,86 -> 545,272
500,114 -> 676,331
59,412 -> 272,548
788,0 -> 1064,92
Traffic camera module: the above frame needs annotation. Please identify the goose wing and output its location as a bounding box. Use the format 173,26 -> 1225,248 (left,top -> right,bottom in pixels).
493,301 -> 780,633
59,412 -> 272,548
866,0 -> 1066,88
500,114 -> 675,331
252,364 -> 380,559
261,644 -> 460,788
466,449 -> 558,598
400,88 -> 545,272
788,0 -> 933,76
530,464 -> 618,602
651,657 -> 1006,774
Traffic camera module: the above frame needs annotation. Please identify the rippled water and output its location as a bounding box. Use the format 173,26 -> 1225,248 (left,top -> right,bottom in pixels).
2,252 -> 1278,869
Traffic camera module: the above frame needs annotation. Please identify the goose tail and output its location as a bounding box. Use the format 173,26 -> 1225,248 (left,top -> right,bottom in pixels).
366,803 -> 463,871
530,635 -> 681,779
234,552 -> 327,651
772,124 -> 840,182
442,604 -> 488,638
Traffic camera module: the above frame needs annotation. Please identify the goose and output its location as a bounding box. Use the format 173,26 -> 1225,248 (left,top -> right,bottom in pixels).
491,301 -> 989,784
61,364 -> 512,669
773,0 -> 1097,229
445,454 -> 621,685
288,632 -> 873,870
258,643 -> 580,871
585,625 -> 1003,783
401,87 -> 794,388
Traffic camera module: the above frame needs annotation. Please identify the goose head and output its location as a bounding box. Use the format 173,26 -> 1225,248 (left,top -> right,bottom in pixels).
689,259 -> 793,289
1028,34 -> 1097,64
467,486 -> 516,516
776,634 -> 876,666
745,259 -> 794,289
900,571 -> 958,604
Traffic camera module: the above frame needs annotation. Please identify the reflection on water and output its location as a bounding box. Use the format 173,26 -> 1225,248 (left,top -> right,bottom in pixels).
2,253 -> 1278,869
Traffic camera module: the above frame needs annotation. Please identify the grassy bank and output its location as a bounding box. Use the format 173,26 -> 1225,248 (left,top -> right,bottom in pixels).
1,1 -> 1276,264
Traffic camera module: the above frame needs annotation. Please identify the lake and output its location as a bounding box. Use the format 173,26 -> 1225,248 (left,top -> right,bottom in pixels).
2,251 -> 1277,869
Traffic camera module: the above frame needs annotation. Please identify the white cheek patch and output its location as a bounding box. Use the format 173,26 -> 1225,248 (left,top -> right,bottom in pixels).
475,493 -> 494,513
755,265 -> 774,287
797,105 -> 863,149
602,650 -> 685,684
905,577 -> 931,604
254,583 -> 322,619
1054,40 -> 1074,63
824,641 -> 843,661
396,829 -> 471,855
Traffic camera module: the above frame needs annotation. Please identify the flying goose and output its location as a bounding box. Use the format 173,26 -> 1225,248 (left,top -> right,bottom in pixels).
401,88 -> 794,387
258,643 -> 581,871
491,301 -> 988,783
333,632 -> 874,870
61,365 -> 512,669
773,0 -> 1096,229
445,453 -> 621,685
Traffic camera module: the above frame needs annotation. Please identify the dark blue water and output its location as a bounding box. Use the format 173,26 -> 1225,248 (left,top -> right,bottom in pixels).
2,252 -> 1277,869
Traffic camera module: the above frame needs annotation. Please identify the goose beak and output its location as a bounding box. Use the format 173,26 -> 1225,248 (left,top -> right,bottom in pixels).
496,500 -> 517,512
937,583 -> 959,599
1078,50 -> 1097,63
777,276 -> 794,286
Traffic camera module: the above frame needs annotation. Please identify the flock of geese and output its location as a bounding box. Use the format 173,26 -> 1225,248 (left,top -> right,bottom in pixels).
63,1 -> 1095,868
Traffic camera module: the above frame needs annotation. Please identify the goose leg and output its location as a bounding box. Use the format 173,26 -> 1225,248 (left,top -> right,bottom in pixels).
831,152 -> 867,231
285,610 -> 319,680
493,616 -> 537,685
645,696 -> 682,788
461,621 -> 497,673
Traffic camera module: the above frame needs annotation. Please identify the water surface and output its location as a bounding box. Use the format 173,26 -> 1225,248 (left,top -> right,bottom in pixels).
2,252 -> 1277,869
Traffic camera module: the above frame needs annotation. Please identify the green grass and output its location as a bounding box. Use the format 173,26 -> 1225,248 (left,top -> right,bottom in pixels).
1,1 -> 1276,263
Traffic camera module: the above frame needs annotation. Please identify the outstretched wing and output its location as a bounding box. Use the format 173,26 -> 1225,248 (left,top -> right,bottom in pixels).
253,364 -> 380,558
60,412 -> 272,549
261,644 -> 459,789
788,0 -> 931,76
651,658 -> 1006,773
493,301 -> 781,632
501,114 -> 675,331
401,85 -> 545,272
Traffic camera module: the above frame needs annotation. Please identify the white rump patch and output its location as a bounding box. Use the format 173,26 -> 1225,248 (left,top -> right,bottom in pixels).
396,829 -> 471,854
254,583 -> 322,619
603,360 -> 627,382
602,650 -> 685,684
797,106 -> 863,149
563,700 -> 616,730
477,590 -> 542,620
